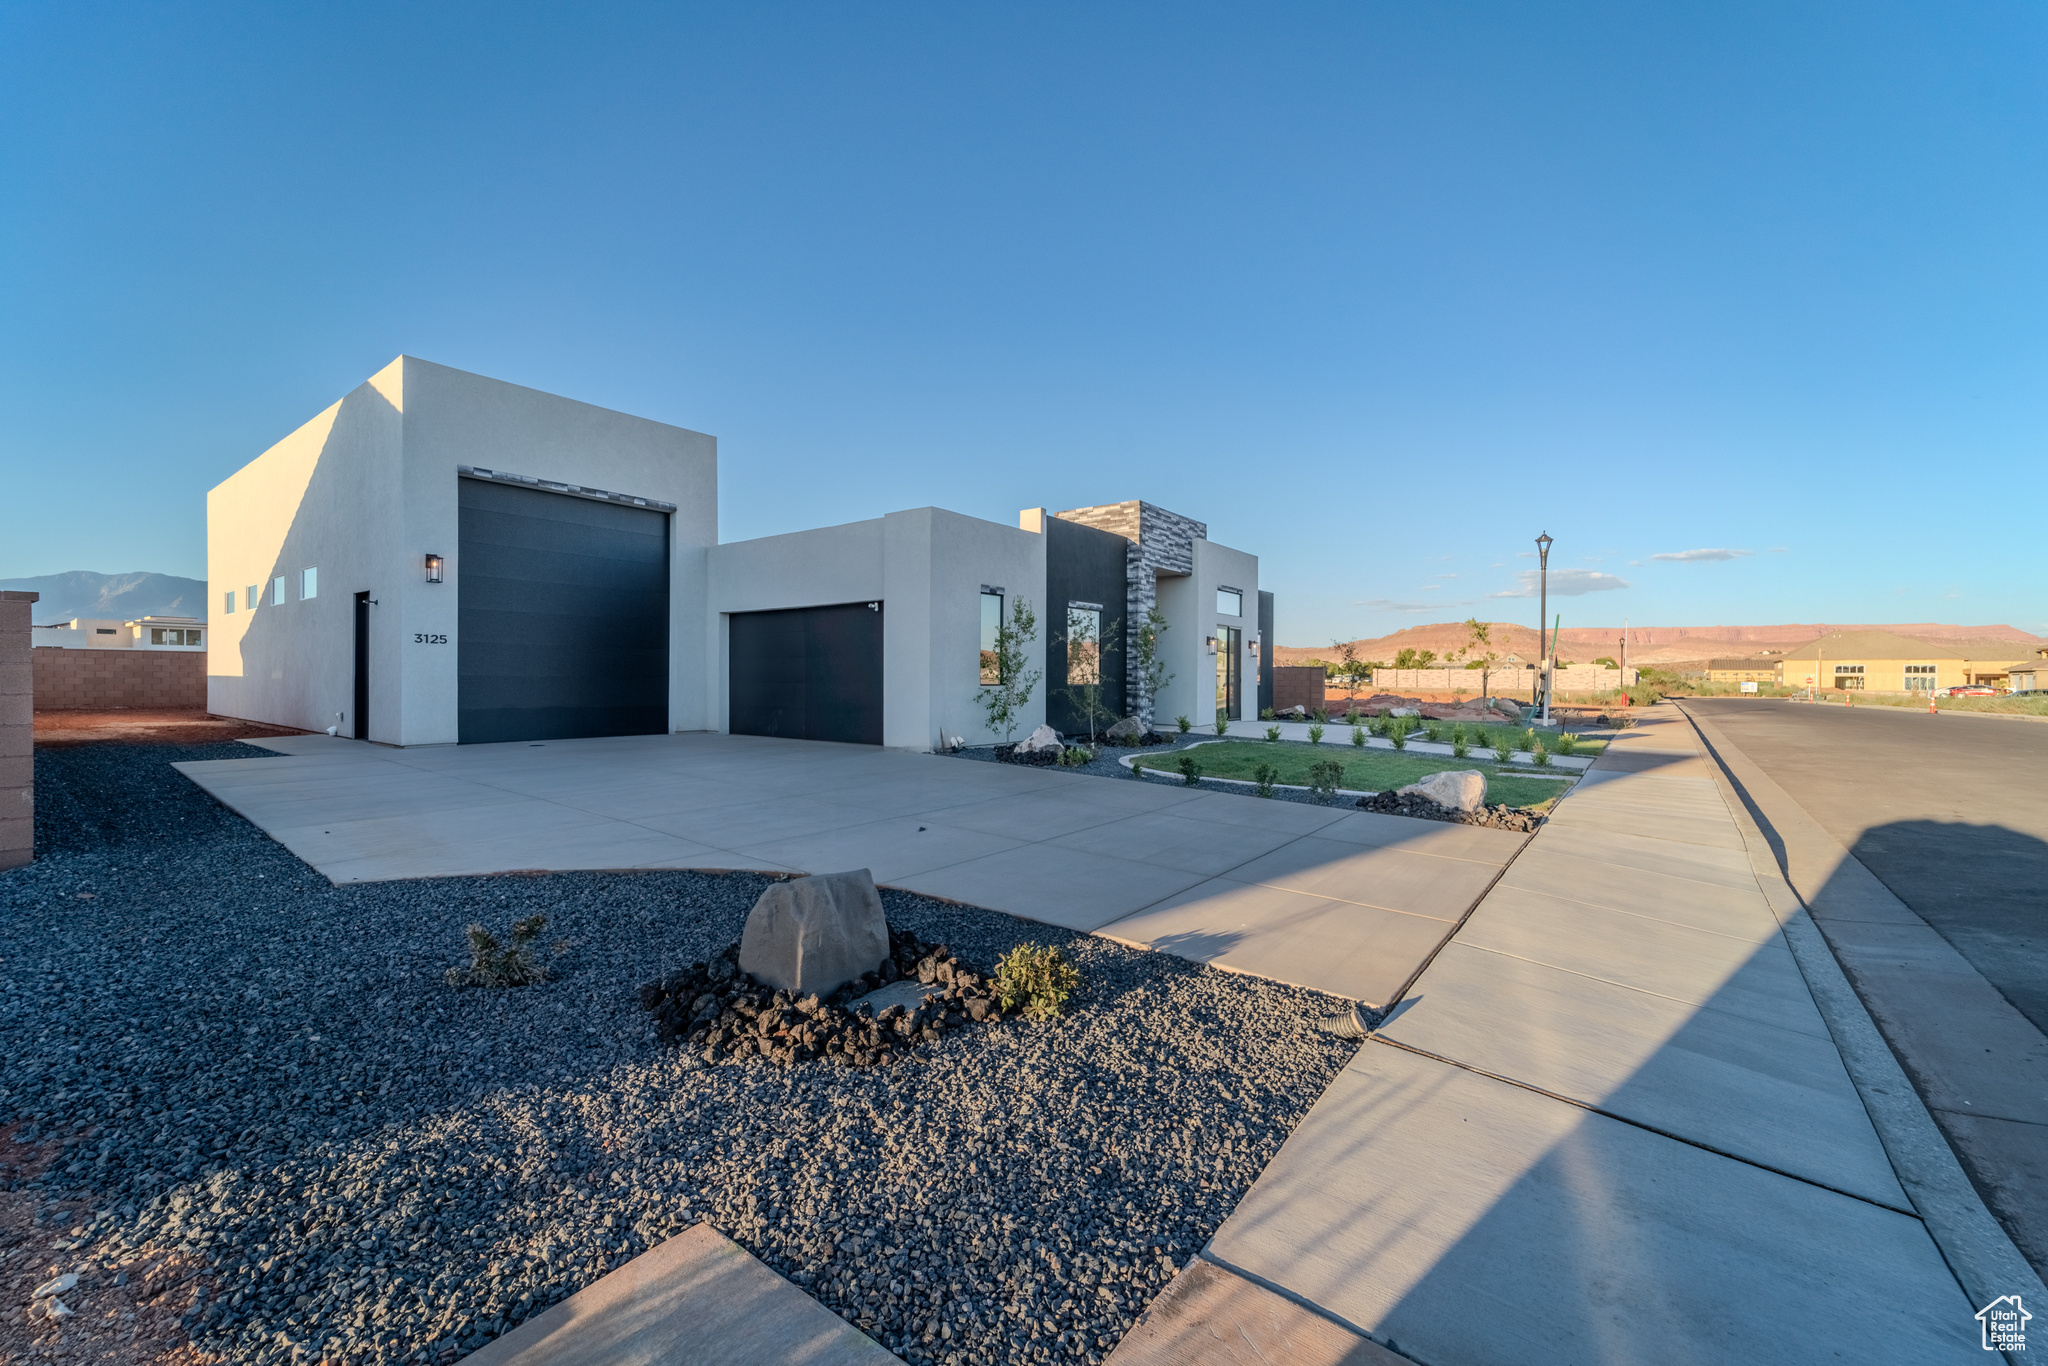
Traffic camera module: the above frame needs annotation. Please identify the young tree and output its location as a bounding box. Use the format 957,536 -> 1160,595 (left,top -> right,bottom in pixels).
1333,639 -> 1363,700
1448,618 -> 1501,706
1057,611 -> 1123,745
974,597 -> 1042,743
1130,603 -> 1175,728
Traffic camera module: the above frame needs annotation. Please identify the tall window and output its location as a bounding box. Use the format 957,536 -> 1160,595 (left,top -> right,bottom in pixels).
247,585 -> 260,610
1217,587 -> 1242,617
1067,606 -> 1101,684
224,590 -> 236,615
271,577 -> 285,606
980,591 -> 1004,684
1904,665 -> 1936,693
301,567 -> 318,600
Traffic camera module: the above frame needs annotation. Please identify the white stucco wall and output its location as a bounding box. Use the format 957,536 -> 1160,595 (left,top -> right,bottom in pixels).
1195,540 -> 1259,722
208,356 -> 717,742
708,508 -> 1046,750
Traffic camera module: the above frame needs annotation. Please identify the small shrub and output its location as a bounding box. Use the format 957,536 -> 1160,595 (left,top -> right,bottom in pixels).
1215,712 -> 1230,736
447,916 -> 551,988
1177,753 -> 1200,786
1058,744 -> 1094,766
1176,714 -> 1192,735
1554,731 -> 1578,756
1452,735 -> 1470,758
1390,720 -> 1408,750
1351,723 -> 1366,747
1260,707 -> 1276,721
1492,734 -> 1514,763
1522,727 -> 1537,752
995,943 -> 1081,1021
1533,742 -> 1552,767
1253,760 -> 1279,797
1424,722 -> 1443,744
1345,709 -> 1361,726
1307,759 -> 1344,799
1308,723 -> 1325,745
1311,708 -> 1329,724
1369,715 -> 1391,737
1264,725 -> 1281,741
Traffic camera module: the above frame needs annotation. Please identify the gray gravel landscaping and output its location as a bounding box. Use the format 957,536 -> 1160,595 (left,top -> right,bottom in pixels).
3,742 -> 1358,1365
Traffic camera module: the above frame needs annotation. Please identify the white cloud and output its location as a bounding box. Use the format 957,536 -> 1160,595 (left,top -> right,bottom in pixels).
1491,569 -> 1630,598
1434,573 -> 1458,579
1515,551 -> 1537,559
1648,548 -> 1754,563
1768,547 -> 1788,554
1627,560 -> 1642,567
1356,597 -> 1472,613
1489,562 -> 1504,568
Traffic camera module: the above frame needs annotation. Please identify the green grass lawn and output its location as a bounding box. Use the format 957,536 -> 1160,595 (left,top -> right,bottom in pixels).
1285,717 -> 1608,757
1135,741 -> 1576,809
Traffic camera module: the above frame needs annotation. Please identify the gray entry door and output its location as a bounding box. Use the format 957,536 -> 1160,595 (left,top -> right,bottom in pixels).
458,478 -> 669,744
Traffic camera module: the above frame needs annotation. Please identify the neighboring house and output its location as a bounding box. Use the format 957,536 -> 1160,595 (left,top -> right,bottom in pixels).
1705,657 -> 1780,683
31,615 -> 206,650
2007,647 -> 2048,692
1773,630 -> 2032,692
206,356 -> 1265,749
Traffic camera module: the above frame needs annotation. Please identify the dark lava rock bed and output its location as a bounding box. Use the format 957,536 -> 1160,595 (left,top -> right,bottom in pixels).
1,742 -> 1358,1366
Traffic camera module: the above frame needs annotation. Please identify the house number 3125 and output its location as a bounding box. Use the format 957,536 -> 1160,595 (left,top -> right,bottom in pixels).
413,633 -> 448,644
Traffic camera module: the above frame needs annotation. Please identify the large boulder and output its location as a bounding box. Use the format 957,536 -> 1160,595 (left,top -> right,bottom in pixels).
738,869 -> 890,997
1397,769 -> 1487,813
1015,724 -> 1065,755
1104,716 -> 1147,741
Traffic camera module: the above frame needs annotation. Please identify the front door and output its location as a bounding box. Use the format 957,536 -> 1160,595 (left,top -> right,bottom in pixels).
353,591 -> 371,740
1215,625 -> 1241,722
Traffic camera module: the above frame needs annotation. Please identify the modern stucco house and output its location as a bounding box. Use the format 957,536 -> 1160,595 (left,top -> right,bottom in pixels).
207,356 -> 1269,749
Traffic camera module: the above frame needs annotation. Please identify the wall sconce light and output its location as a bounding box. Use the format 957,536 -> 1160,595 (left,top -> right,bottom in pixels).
424,553 -> 444,584
1206,636 -> 1218,654
1250,639 -> 1261,658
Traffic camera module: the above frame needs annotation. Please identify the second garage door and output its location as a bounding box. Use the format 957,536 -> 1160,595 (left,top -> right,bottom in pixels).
728,602 -> 884,745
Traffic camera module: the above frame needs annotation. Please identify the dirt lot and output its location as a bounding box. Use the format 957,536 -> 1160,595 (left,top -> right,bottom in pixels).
32,711 -> 305,749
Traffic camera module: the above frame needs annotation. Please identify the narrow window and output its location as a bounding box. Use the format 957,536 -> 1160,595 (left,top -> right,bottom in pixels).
224,590 -> 236,615
301,567 -> 318,600
1217,587 -> 1242,617
1067,607 -> 1102,684
272,577 -> 285,606
247,585 -> 259,610
980,591 -> 1004,685
151,629 -> 165,645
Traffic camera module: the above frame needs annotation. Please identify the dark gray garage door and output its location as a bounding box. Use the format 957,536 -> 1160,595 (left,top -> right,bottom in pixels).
728,602 -> 883,745
458,478 -> 669,744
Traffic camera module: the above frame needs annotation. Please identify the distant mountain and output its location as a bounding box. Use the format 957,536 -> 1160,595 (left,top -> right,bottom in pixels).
0,571 -> 209,625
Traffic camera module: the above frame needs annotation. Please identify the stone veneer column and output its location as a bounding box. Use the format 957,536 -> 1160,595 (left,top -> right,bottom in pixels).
0,591 -> 36,870
1054,501 -> 1207,728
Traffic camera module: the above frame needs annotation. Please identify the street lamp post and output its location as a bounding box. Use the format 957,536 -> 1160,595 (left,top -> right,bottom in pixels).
1535,531 -> 1553,724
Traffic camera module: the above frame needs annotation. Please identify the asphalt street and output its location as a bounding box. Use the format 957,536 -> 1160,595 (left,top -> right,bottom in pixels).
1688,699 -> 2048,1034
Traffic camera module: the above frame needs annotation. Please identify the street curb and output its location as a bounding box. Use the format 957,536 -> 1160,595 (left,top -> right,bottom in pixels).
1674,702 -> 2047,1319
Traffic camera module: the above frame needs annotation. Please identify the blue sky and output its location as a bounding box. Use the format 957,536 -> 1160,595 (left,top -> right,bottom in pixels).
3,2 -> 2043,643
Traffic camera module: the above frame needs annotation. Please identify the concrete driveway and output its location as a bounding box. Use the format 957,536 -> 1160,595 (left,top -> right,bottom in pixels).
174,733 -> 1528,1006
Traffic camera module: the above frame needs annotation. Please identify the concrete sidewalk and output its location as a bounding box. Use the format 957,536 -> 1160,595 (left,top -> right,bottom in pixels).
174,732 -> 1525,1008
1116,710 -> 1991,1364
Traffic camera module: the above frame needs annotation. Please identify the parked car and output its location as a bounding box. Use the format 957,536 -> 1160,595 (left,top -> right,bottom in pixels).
1940,686 -> 1997,697
2008,689 -> 2048,698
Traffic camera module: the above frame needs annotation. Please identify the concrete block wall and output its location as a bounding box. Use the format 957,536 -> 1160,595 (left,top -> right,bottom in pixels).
1,591 -> 36,871
32,647 -> 208,710
1272,665 -> 1326,714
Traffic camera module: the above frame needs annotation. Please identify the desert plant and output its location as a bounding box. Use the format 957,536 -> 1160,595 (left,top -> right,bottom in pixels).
1253,760 -> 1279,797
995,943 -> 1081,1021
1176,753 -> 1200,785
1215,711 -> 1230,736
1308,723 -> 1325,745
1176,714 -> 1191,735
447,915 -> 552,988
1307,759 -> 1344,800
1265,725 -> 1281,742
1532,742 -> 1552,767
1492,734 -> 1514,763
1351,723 -> 1366,747
974,596 -> 1043,744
